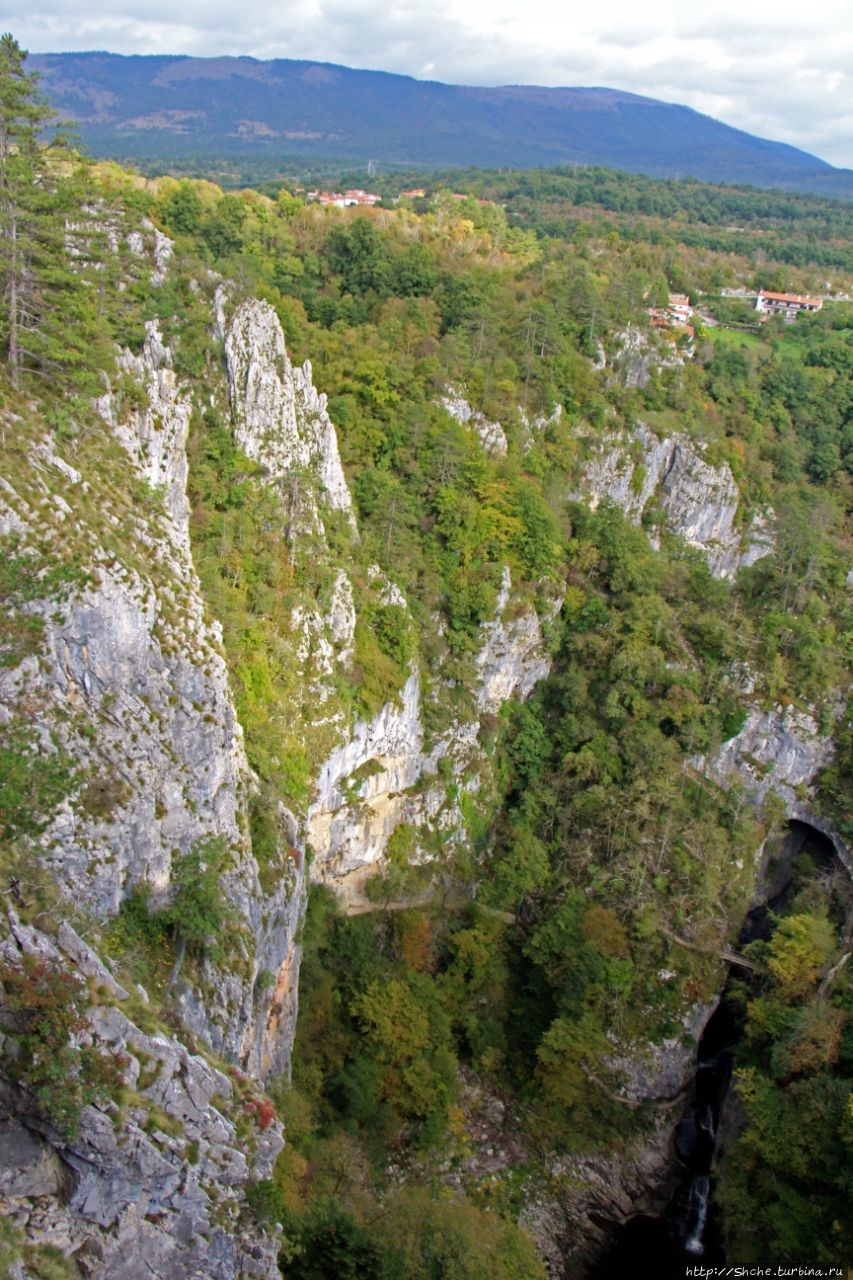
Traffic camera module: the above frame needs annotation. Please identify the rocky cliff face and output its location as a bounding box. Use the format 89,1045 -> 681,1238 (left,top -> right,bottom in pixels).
440,385 -> 509,456
704,703 -> 851,873
216,288 -> 356,536
0,913 -> 282,1280
572,420 -> 774,578
706,704 -> 834,810
212,296 -> 562,905
1,317 -> 303,1078
476,567 -> 557,714
305,568 -> 560,906
0,290 -> 303,1275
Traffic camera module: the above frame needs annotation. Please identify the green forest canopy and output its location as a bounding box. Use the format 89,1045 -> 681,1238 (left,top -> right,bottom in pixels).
1,38 -> 851,1269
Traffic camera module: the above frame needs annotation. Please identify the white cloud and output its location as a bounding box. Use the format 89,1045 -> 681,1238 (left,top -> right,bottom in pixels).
8,0 -> 853,166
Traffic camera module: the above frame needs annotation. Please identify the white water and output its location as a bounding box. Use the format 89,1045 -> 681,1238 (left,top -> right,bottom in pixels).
698,1103 -> 716,1142
684,1175 -> 710,1255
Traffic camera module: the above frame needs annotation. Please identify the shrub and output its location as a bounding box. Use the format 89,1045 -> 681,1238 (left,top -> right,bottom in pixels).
0,721 -> 78,842
165,836 -> 237,964
0,537 -> 88,669
0,955 -> 123,1137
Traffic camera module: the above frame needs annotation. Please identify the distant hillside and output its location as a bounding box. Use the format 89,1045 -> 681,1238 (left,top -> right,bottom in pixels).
29,51 -> 853,196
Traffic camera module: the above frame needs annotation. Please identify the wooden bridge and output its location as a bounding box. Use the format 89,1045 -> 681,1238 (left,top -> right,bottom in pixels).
662,927 -> 760,972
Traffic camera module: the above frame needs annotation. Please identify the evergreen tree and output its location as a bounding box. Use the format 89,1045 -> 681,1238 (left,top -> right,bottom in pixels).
0,34 -> 104,389
0,33 -> 52,382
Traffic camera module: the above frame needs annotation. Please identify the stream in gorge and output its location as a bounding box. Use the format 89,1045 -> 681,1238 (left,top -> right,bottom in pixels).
589,820 -> 840,1278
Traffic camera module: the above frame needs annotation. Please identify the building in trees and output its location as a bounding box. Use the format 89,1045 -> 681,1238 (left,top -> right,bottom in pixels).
755,289 -> 823,320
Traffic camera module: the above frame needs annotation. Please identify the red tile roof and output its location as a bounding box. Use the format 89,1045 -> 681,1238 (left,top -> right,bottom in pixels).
758,290 -> 822,305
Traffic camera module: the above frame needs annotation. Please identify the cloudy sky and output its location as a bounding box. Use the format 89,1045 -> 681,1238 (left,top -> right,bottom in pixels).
9,0 -> 853,168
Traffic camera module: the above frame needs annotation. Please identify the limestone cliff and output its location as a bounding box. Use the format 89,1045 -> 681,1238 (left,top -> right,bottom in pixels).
2,317 -> 302,1078
1,913 -> 282,1280
431,387 -> 775,579
213,296 -> 561,905
704,703 -> 851,873
305,567 -> 560,905
0,298 -> 302,1275
215,288 -> 356,536
571,420 -> 774,578
476,567 -> 557,714
706,704 -> 833,810
440,385 -> 508,456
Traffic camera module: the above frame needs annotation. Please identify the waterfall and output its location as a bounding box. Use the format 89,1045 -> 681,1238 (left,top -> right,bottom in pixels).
684,1176 -> 710,1255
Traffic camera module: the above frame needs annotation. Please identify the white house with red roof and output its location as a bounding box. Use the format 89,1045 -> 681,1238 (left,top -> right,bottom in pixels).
755,290 -> 823,320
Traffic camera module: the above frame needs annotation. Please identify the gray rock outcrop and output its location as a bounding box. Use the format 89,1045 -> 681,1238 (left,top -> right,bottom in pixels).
306,566 -> 560,902
476,568 -> 560,715
216,289 -> 356,535
98,320 -> 192,550
1,318 -> 303,1080
703,704 -> 851,873
440,386 -> 508,456
573,420 -> 774,577
0,914 -> 281,1280
0,288 -> 310,1274
706,704 -> 833,809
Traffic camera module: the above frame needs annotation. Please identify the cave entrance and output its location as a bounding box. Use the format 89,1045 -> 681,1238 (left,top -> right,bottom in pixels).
745,817 -> 846,935
783,818 -> 840,870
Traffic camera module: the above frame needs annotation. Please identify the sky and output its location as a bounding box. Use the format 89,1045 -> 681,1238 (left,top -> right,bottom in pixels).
8,0 -> 853,168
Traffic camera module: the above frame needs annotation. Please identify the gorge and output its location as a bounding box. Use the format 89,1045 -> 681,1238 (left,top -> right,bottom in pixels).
0,78 -> 851,1278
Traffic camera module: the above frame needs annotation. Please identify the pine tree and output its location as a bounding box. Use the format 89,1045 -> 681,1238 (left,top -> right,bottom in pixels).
0,34 -> 105,390
0,33 -> 52,382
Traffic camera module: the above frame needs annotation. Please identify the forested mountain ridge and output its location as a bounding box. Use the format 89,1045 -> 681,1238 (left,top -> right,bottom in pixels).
1,35 -> 852,1278
27,49 -> 853,197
